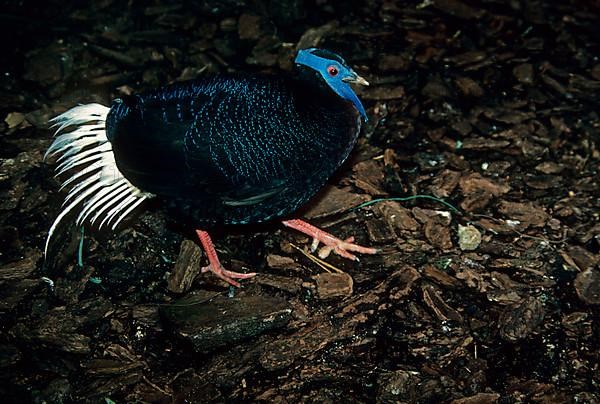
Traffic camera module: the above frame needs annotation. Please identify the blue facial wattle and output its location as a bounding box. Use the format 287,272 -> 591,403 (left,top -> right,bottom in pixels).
295,49 -> 368,121
337,84 -> 367,121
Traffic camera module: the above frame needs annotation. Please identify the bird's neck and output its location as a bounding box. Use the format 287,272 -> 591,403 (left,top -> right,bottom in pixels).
292,75 -> 356,121
285,76 -> 361,173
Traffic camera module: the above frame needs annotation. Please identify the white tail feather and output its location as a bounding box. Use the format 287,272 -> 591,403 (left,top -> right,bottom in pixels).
45,103 -> 153,256
90,185 -> 131,225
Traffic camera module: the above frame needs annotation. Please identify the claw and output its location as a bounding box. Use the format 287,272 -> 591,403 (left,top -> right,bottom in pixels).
201,264 -> 256,287
282,219 -> 378,261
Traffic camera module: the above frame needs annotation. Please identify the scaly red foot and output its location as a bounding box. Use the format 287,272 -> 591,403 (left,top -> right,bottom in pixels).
282,219 -> 378,261
196,230 -> 256,287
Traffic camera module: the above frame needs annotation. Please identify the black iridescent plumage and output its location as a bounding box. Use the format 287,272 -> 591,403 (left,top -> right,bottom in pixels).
107,73 -> 360,226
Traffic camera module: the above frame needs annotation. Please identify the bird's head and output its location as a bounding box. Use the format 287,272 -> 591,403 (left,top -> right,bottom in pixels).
295,48 -> 369,121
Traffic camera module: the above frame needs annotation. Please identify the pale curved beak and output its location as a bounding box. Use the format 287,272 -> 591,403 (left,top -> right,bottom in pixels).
343,73 -> 370,86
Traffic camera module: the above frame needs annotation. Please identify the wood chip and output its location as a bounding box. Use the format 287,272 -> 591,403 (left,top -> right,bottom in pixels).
313,272 -> 353,299
574,268 -> 600,305
167,240 -> 203,293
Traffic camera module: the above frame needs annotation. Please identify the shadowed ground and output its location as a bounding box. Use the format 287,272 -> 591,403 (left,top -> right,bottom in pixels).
0,0 -> 598,402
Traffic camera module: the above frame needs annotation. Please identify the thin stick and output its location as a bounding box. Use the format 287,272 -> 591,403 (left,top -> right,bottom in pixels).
289,243 -> 345,274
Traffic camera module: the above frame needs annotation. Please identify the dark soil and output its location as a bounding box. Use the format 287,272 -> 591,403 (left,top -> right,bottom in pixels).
1,0 -> 599,402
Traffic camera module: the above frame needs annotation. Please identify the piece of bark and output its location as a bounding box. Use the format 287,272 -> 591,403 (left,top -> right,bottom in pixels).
304,186 -> 370,219
0,249 -> 42,280
574,268 -> 600,305
167,240 -> 203,293
498,297 -> 545,341
451,393 -> 501,404
497,201 -> 549,229
366,218 -> 397,244
377,370 -> 421,403
431,169 -> 461,198
422,264 -> 460,288
376,201 -> 419,232
313,272 -> 353,299
161,292 -> 292,352
389,266 -> 421,301
259,320 -> 335,371
422,285 -> 464,323
424,219 -> 453,250
459,173 -> 510,196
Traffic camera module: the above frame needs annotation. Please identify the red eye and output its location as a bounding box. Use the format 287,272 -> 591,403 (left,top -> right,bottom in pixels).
327,65 -> 339,76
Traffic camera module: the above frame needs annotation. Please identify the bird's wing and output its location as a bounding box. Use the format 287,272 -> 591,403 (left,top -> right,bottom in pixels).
110,78 -> 293,204
183,86 -> 294,204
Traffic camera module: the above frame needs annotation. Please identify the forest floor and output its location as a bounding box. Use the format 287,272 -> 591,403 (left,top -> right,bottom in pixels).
0,0 -> 599,402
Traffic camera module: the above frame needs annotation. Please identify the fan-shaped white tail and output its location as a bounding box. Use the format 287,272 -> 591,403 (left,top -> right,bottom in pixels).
45,103 -> 153,256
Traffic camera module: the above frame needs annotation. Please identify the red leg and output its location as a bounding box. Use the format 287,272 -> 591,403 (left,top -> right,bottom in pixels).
196,230 -> 256,287
282,219 -> 378,261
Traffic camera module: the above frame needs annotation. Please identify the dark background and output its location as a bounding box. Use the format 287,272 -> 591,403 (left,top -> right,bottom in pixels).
0,0 -> 599,402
